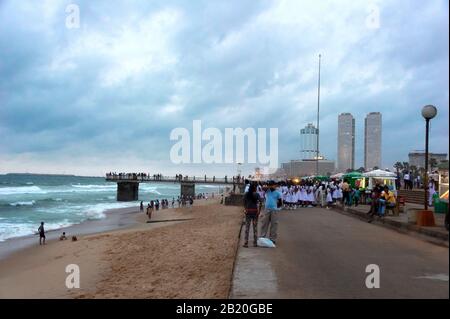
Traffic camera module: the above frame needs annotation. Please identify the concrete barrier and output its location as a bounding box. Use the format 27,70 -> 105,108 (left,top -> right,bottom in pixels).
225,194 -> 244,206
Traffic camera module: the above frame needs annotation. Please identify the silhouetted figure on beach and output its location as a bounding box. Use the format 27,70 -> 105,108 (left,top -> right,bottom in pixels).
140,201 -> 144,212
59,232 -> 67,241
38,222 -> 46,245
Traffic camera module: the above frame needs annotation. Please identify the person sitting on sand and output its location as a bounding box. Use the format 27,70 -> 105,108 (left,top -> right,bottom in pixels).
59,232 -> 67,241
38,222 -> 46,245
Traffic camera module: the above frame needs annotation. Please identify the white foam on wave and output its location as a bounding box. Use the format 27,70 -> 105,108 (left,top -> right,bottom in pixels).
9,200 -> 36,206
0,220 -> 73,242
139,185 -> 164,195
71,184 -> 116,189
0,186 -> 46,195
83,202 -> 138,220
0,201 -> 138,241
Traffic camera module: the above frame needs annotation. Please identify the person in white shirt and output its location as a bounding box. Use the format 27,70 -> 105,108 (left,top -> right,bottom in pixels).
403,172 -> 411,190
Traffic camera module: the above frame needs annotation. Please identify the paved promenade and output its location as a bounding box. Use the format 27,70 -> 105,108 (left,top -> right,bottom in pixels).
230,207 -> 449,299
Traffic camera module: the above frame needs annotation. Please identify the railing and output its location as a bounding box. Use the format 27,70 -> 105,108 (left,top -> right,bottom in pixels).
105,174 -> 245,184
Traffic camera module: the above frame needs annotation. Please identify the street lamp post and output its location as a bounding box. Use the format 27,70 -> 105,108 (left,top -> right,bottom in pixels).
316,54 -> 321,177
421,105 -> 437,211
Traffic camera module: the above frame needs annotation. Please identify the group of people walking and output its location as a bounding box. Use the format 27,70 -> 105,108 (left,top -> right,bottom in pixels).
241,178 -> 399,248
276,180 -> 362,210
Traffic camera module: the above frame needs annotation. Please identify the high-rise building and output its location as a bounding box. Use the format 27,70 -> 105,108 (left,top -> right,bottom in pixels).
408,151 -> 448,169
337,113 -> 355,171
364,112 -> 382,170
300,123 -> 318,160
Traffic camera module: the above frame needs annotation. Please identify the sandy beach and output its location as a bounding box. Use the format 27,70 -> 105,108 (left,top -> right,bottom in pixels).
0,198 -> 243,298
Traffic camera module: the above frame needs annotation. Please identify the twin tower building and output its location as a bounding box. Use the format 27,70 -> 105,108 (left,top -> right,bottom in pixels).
300,112 -> 382,173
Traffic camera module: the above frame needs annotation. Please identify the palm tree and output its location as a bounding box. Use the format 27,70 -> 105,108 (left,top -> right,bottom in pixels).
402,162 -> 410,173
394,162 -> 403,175
429,158 -> 438,171
418,167 -> 426,186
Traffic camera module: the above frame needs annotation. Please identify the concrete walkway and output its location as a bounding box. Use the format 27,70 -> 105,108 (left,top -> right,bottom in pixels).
230,207 -> 449,299
333,203 -> 448,246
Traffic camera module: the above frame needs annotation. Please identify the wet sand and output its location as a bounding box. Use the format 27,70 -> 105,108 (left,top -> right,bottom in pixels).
0,198 -> 243,298
0,206 -> 142,261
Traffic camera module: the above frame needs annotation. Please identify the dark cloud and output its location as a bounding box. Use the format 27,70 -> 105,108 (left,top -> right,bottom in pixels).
0,0 -> 448,176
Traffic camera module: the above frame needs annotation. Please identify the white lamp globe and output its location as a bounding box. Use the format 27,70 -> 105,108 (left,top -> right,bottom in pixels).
422,105 -> 437,120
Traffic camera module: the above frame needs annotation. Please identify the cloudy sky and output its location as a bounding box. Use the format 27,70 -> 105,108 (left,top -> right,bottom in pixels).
0,0 -> 448,176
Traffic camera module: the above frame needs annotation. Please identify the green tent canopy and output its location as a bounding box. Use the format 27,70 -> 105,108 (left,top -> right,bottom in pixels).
343,171 -> 363,179
343,171 -> 364,188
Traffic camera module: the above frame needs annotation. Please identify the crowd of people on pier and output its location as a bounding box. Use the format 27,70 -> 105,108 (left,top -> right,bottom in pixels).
106,172 -> 247,183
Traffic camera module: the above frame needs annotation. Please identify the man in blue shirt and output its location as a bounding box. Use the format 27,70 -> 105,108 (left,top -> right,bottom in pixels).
260,182 -> 282,244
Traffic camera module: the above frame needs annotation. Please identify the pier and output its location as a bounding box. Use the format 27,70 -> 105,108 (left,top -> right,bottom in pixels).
105,173 -> 245,201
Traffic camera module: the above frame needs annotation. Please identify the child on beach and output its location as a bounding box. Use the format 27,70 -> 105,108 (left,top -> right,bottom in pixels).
59,232 -> 67,240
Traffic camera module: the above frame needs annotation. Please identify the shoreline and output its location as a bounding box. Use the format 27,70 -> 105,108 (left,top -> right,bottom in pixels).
0,204 -> 141,261
0,197 -> 242,298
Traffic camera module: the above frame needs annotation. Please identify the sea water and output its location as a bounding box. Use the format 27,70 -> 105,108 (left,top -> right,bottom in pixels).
0,174 -> 221,241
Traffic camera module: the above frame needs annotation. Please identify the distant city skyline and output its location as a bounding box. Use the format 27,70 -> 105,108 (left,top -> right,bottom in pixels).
0,1 -> 448,176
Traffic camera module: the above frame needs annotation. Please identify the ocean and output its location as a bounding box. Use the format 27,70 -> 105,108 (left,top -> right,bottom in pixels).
0,174 -> 221,242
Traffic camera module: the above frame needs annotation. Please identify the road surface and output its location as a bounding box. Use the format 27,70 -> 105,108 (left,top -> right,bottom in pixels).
231,207 -> 449,298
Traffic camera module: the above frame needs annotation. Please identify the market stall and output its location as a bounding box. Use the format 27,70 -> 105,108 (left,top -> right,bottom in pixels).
436,162 -> 449,215
362,169 -> 397,193
343,171 -> 364,188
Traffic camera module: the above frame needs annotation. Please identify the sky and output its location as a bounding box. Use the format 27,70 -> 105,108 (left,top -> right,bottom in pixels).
0,0 -> 448,177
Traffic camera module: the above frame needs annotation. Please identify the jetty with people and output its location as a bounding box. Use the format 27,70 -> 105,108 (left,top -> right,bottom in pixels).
105,173 -> 246,201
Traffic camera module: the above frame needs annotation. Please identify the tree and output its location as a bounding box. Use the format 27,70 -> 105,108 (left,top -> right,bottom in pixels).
429,158 -> 438,171
357,167 -> 365,173
346,168 -> 353,173
402,162 -> 410,173
394,162 -> 403,175
418,167 -> 426,181
373,166 -> 380,170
